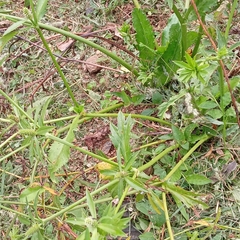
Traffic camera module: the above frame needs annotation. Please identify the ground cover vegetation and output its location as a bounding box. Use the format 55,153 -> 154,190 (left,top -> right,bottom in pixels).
0,0 -> 239,239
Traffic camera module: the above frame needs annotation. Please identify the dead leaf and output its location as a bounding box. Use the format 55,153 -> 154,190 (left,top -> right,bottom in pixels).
57,39 -> 75,52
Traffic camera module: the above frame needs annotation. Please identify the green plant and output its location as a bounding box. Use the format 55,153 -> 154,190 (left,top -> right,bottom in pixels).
0,0 -> 240,239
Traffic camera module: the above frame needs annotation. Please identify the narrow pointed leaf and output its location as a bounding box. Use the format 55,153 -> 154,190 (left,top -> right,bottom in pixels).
36,0 -> 48,21
125,177 -> 147,192
86,189 -> 96,218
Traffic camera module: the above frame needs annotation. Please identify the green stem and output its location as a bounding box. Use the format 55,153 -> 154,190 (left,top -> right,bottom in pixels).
43,103 -> 124,125
0,204 -> 36,220
0,14 -> 138,76
0,131 -> 19,149
84,113 -> 171,126
42,179 -> 119,224
0,143 -> 30,163
45,133 -> 118,167
225,0 -> 238,39
163,134 -> 210,182
138,144 -> 179,172
35,26 -> 79,108
162,189 -> 174,240
192,25 -> 203,57
218,65 -> 226,143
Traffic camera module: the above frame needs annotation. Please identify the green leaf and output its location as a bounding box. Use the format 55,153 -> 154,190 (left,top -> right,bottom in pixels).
3,20 -> 26,36
20,186 -> 44,202
25,224 -> 40,237
125,177 -> 147,192
155,14 -> 182,85
152,91 -> 162,104
173,195 -> 189,221
132,8 -> 155,61
86,189 -> 96,218
206,109 -> 222,119
172,125 -> 185,144
189,0 -> 221,20
136,202 -> 166,227
141,108 -> 155,116
112,91 -> 131,106
147,190 -> 164,214
0,30 -> 17,52
97,223 -> 126,237
48,115 -> 79,182
164,182 -> 208,208
186,174 -> 212,185
186,31 -> 199,49
198,101 -> 218,109
36,0 -> 48,21
184,123 -> 198,141
36,126 -> 54,135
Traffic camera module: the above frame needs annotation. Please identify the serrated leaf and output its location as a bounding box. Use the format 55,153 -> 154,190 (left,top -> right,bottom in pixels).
155,14 -> 182,85
132,8 -> 155,61
86,189 -> 96,218
48,115 -> 79,182
36,0 -> 48,21
186,174 -> 212,185
125,177 -> 147,192
190,0 -> 221,20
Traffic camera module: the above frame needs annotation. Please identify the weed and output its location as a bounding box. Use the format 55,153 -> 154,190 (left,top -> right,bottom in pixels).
0,0 -> 239,239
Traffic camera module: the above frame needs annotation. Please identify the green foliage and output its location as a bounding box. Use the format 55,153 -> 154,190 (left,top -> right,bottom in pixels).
0,0 -> 239,239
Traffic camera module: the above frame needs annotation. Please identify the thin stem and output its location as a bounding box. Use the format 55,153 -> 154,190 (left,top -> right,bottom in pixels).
35,26 -> 79,108
218,66 -> 226,142
162,189 -> 174,240
84,113 -> 171,126
163,134 -> 210,182
0,131 -> 19,149
138,144 -> 179,172
0,14 -> 138,76
192,25 -> 203,57
0,143 -> 31,163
